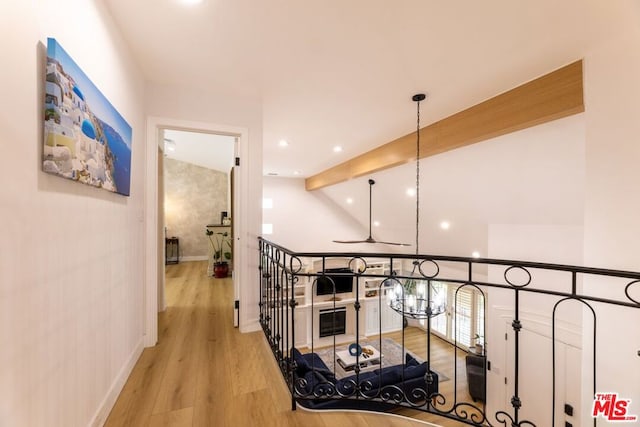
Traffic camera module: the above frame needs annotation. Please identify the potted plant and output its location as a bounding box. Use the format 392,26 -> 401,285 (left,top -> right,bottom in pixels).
206,229 -> 232,278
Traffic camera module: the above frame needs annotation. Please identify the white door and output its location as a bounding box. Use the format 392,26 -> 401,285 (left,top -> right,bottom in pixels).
504,322 -> 581,426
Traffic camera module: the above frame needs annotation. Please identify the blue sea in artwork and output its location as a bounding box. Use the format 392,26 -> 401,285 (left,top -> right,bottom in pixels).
99,119 -> 131,196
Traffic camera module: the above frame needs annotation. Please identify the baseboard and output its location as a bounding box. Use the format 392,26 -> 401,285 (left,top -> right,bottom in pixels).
179,255 -> 208,262
89,337 -> 145,427
240,318 -> 261,333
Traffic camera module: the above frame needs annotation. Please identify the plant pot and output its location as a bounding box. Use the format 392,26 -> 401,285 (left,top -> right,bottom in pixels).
214,262 -> 229,278
475,343 -> 484,354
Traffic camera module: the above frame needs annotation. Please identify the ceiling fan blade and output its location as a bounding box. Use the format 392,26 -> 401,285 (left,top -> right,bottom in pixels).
334,179 -> 410,246
333,239 -> 411,246
335,180 -> 377,245
375,241 -> 411,246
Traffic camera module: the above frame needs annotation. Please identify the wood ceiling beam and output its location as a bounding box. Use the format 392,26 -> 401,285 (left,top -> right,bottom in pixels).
305,60 -> 584,191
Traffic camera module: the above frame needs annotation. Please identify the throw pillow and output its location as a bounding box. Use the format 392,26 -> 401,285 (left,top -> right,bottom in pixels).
292,348 -> 311,376
405,352 -> 420,367
402,361 -> 428,380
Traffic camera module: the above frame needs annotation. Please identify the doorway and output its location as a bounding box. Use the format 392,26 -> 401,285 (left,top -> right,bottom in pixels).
161,129 -> 235,304
145,117 -> 249,347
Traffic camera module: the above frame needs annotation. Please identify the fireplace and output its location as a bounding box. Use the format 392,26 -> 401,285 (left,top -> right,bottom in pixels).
319,307 -> 346,338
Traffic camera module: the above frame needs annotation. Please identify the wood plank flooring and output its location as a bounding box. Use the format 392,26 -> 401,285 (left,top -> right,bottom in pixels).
106,261 -> 478,426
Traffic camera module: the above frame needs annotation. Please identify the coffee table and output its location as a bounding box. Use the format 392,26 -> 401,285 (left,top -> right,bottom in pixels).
335,345 -> 383,373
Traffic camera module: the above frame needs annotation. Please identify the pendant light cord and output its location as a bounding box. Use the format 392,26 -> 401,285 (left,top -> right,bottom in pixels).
411,93 -> 426,273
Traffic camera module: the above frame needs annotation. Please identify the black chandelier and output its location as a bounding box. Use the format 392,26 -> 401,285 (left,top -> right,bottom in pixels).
387,276 -> 447,319
387,94 -> 446,319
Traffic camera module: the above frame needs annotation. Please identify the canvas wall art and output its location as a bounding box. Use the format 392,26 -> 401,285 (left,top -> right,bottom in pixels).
43,38 -> 132,196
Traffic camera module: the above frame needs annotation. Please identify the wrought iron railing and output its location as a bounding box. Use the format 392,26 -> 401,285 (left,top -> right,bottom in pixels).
258,237 -> 640,426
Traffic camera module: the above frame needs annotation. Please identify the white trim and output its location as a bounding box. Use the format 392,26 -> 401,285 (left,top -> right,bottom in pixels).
235,133 -> 251,332
145,116 -> 249,347
179,255 -> 209,262
240,318 -> 262,333
144,120 -> 160,346
89,338 -> 144,427
493,305 -> 583,348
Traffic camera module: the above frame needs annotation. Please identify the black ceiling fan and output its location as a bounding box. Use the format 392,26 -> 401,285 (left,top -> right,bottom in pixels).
333,179 -> 410,246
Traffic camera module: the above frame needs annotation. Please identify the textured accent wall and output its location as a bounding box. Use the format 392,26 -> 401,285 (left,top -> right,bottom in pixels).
165,158 -> 229,259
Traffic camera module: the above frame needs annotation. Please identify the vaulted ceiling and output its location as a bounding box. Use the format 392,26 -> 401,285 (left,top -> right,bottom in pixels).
103,0 -> 637,256
163,129 -> 235,173
317,114 -> 586,257
104,0 -> 635,177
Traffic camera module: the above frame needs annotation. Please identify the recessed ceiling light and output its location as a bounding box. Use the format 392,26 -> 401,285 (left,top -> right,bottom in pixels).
179,0 -> 204,5
440,221 -> 450,230
472,251 -> 480,258
346,198 -> 354,204
293,170 -> 301,176
373,221 -> 380,227
333,146 -> 343,153
278,139 -> 288,147
406,188 -> 416,197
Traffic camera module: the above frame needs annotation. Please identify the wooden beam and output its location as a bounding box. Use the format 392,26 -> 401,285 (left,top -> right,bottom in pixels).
305,60 -> 584,191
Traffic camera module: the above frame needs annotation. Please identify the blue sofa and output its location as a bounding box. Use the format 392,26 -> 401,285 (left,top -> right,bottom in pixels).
291,348 -> 439,411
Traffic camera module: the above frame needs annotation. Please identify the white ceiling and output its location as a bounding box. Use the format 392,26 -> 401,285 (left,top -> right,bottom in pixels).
104,0 -> 638,178
163,129 -> 235,172
103,0 -> 637,257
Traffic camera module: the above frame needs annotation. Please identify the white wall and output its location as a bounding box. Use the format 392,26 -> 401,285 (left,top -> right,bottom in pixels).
488,225 -> 584,266
145,83 -> 263,332
263,176 -> 369,251
485,225 -> 585,426
0,1 -> 146,426
483,60 -> 640,420
583,26 -> 640,422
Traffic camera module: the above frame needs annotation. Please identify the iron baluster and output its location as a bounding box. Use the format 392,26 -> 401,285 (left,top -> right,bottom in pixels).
511,289 -> 522,423
257,237 -> 640,427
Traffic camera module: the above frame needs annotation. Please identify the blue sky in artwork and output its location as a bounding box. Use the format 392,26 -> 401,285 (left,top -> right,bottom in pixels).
47,38 -> 132,148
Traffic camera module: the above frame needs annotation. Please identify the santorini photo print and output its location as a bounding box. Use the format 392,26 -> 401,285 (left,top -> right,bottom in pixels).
43,38 -> 132,196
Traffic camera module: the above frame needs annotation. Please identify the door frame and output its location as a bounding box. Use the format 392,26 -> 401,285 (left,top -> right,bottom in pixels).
144,116 -> 249,346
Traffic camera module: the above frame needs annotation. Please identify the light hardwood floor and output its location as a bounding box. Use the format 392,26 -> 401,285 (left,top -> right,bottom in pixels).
105,261 -> 478,426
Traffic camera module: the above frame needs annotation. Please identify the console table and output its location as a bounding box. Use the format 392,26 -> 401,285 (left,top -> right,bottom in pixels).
465,352 -> 486,402
165,237 -> 179,264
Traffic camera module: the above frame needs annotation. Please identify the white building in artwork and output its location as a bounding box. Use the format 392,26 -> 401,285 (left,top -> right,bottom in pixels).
43,57 -> 114,190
